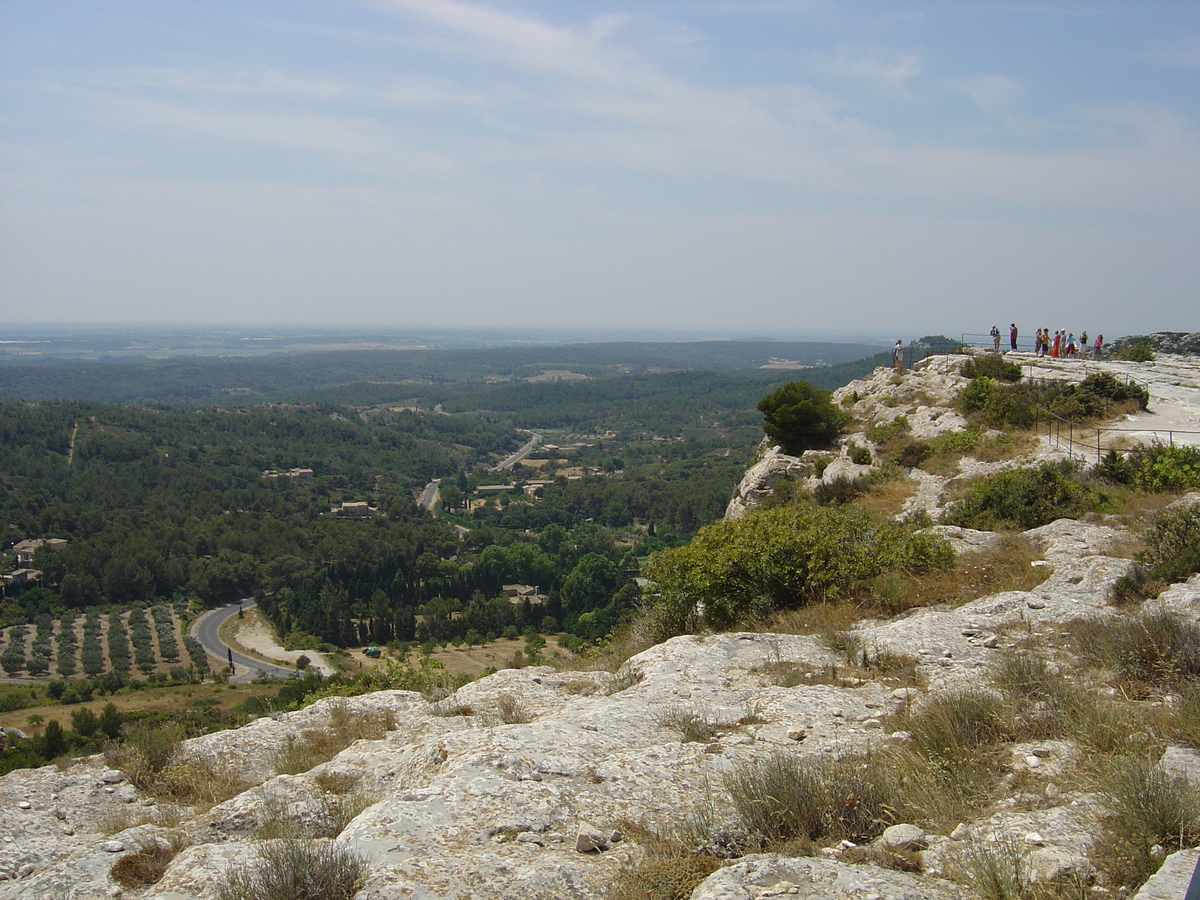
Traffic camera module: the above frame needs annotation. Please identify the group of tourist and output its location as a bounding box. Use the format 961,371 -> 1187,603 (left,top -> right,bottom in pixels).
1033,328 -> 1103,360
989,324 -> 1104,360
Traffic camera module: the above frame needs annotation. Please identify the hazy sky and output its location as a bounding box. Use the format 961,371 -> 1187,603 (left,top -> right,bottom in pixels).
1,1 -> 1198,340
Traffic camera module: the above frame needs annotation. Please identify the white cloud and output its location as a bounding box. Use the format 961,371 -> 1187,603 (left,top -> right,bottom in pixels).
956,74 -> 1024,117
812,44 -> 925,96
1141,35 -> 1200,69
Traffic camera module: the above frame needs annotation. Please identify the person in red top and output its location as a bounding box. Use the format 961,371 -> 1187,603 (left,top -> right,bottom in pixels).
1052,330 -> 1061,358
1009,323 -> 1018,352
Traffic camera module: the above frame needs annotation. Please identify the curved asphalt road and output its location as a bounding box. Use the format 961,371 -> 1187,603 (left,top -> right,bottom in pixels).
490,431 -> 542,472
190,600 -> 298,683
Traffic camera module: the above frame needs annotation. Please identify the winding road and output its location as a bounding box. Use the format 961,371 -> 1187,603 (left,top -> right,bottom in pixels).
190,599 -> 298,683
418,478 -> 440,511
491,431 -> 542,472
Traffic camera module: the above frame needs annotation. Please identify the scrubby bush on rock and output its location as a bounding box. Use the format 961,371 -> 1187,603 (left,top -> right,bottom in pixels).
641,505 -> 952,640
961,354 -> 1022,382
1113,503 -> 1200,600
943,460 -> 1110,531
1096,442 -> 1200,492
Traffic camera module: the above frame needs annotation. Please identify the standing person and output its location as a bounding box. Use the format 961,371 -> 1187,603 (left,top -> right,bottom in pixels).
1080,330 -> 1088,350
1066,333 -> 1077,358
990,325 -> 1001,352
1009,323 -> 1018,352
1034,328 -> 1043,356
892,339 -> 903,368
1052,330 -> 1061,358
1093,334 -> 1104,359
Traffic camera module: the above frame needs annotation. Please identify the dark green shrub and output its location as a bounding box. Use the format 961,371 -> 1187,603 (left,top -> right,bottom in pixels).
1079,371 -> 1149,408
1049,372 -> 1148,422
846,443 -> 872,465
757,381 -> 847,455
956,376 -> 997,414
1140,503 -> 1200,582
892,440 -> 930,469
957,377 -> 1050,429
943,460 -> 1110,531
961,355 -> 1021,382
813,474 -> 869,507
1115,504 -> 1200,600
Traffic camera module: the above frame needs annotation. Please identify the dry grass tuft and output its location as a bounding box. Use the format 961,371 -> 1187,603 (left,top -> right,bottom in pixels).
105,725 -> 250,807
110,841 -> 181,888
900,537 -> 1047,609
1089,754 -> 1200,891
763,600 -> 868,637
311,770 -> 361,794
490,692 -> 535,725
215,838 -> 368,900
317,788 -> 379,837
653,704 -> 724,743
606,820 -> 722,900
855,476 -> 919,517
973,431 -> 1039,463
274,702 -> 395,775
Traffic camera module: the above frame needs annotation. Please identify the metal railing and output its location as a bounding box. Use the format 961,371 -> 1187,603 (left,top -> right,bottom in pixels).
1043,410 -> 1200,464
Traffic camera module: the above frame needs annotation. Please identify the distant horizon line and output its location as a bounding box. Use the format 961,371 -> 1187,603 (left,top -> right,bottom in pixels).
1,322 -> 906,345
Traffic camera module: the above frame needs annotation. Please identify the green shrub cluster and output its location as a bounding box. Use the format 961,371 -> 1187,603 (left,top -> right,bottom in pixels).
1048,372 -> 1149,421
943,460 -> 1110,531
55,612 -> 77,677
642,505 -> 952,639
1096,443 -> 1200,492
1,626 -> 26,675
1113,504 -> 1200,600
960,355 -> 1021,382
846,442 -> 872,465
957,371 -> 1148,430
107,611 -> 130,676
1113,340 -> 1156,362
183,634 -> 210,675
955,377 -> 1054,429
151,604 -> 179,661
81,612 -> 104,676
128,607 -> 156,674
